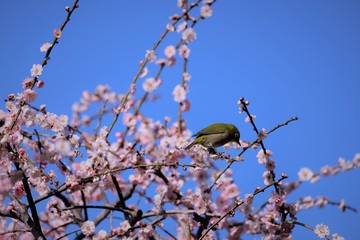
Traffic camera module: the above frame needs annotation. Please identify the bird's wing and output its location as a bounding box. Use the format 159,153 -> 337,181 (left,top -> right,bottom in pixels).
193,124 -> 227,137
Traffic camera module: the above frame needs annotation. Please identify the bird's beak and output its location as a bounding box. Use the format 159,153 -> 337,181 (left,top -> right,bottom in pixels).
238,140 -> 242,147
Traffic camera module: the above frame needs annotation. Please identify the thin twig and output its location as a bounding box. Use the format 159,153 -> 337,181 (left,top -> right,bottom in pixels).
105,0 -> 203,140
10,0 -> 80,130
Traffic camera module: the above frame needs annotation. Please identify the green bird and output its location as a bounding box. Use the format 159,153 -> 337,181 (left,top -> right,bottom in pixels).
185,123 -> 241,154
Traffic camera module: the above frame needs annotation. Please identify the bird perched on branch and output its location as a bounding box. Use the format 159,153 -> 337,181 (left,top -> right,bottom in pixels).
185,123 -> 241,154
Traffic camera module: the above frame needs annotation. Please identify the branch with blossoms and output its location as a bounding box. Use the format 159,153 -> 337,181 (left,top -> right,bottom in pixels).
0,0 -> 358,240
200,174 -> 288,240
205,113 -> 299,193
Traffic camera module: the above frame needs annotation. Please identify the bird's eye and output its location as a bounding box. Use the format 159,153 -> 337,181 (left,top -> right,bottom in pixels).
235,133 -> 239,138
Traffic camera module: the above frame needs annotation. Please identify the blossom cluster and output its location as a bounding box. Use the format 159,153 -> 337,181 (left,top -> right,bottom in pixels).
0,1 -> 356,240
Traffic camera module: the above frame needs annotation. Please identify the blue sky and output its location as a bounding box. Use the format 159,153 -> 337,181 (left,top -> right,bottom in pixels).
1,1 -> 359,239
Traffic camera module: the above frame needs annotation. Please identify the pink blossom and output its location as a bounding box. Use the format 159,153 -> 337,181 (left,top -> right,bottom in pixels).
155,58 -> 167,65
142,77 -> 162,93
245,194 -> 254,205
55,139 -> 71,155
320,165 -> 333,176
183,72 -> 191,81
258,128 -> 268,140
40,42 -> 52,52
262,171 -> 273,185
180,99 -> 191,112
168,57 -> 178,67
194,198 -> 207,215
256,149 -> 272,164
332,233 -> 345,240
145,50 -> 157,62
245,115 -> 255,123
54,28 -> 62,38
139,67 -> 148,78
35,181 -> 50,195
300,196 -> 315,209
22,89 -> 38,102
37,80 -> 44,88
13,181 -> 25,197
200,5 -> 213,18
119,220 -> 131,235
298,167 -> 314,181
177,0 -> 186,8
176,21 -> 187,33
94,230 -> 107,240
179,44 -> 190,58
30,64 -> 43,77
166,23 -> 175,32
182,28 -> 197,42
265,159 -> 276,171
315,196 -> 328,208
123,112 -> 137,127
129,84 -> 136,96
172,84 -> 187,102
81,220 -> 95,236
165,45 -> 176,58
224,183 -> 240,198
314,224 -> 329,238
22,77 -> 34,89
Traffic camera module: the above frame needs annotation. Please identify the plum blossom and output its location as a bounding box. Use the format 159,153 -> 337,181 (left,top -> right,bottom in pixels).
256,149 -> 272,164
30,64 -> 43,77
37,80 -> 44,88
142,77 -> 162,93
258,128 -> 268,140
22,89 -> 38,102
55,139 -> 71,155
245,115 -> 256,123
40,42 -> 52,52
224,183 -> 240,199
200,5 -> 213,18
145,50 -> 157,62
315,196 -> 328,208
183,72 -> 191,81
176,21 -> 187,32
182,28 -> 197,42
172,84 -> 187,102
165,45 -> 176,58
314,224 -> 329,238
177,0 -> 186,8
35,181 -> 50,195
166,23 -> 175,32
54,28 -> 62,38
180,99 -> 191,112
94,230 -> 107,240
123,112 -> 137,127
119,220 -> 131,235
194,198 -> 207,215
245,194 -> 254,205
332,233 -> 345,240
81,220 -> 95,236
139,66 -> 148,78
22,77 -> 34,89
298,167 -> 314,181
179,44 -> 190,58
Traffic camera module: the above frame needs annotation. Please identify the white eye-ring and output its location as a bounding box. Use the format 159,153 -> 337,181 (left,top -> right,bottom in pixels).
235,133 -> 239,138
